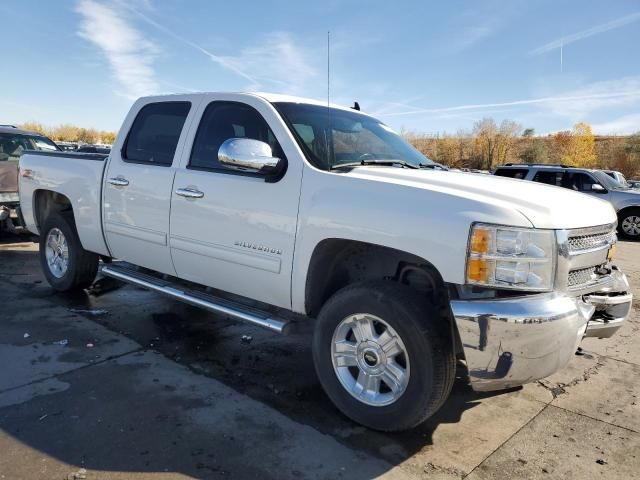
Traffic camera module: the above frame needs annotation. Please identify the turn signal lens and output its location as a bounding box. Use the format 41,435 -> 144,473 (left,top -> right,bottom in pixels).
470,227 -> 491,254
607,244 -> 616,261
467,258 -> 489,282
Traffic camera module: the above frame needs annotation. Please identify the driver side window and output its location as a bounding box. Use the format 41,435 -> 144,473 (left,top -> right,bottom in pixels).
566,172 -> 599,192
189,101 -> 283,171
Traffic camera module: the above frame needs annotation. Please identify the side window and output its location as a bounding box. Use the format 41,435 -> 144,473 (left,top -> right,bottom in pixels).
124,102 -> 191,166
494,168 -> 529,179
532,170 -> 564,186
189,101 -> 284,171
566,172 -> 598,192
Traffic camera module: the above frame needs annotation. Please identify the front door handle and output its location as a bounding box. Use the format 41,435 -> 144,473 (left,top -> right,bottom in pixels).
175,187 -> 204,199
108,177 -> 129,187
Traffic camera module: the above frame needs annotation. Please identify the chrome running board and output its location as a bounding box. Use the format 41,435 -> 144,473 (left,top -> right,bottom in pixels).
100,264 -> 290,334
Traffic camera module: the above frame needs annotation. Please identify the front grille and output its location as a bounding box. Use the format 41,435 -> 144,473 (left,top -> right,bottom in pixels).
565,224 -> 616,290
568,230 -> 616,253
568,267 -> 598,288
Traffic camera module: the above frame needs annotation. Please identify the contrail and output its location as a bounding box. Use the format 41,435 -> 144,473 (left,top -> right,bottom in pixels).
531,12 -> 640,55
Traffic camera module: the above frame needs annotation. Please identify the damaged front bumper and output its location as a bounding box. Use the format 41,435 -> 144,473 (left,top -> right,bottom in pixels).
451,268 -> 632,392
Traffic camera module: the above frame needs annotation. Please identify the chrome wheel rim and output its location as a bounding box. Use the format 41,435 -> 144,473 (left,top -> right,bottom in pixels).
45,228 -> 69,278
622,216 -> 640,236
331,313 -> 410,406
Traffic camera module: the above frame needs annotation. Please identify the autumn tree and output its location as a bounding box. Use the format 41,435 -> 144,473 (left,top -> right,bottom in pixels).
608,133 -> 640,179
18,122 -> 48,135
77,128 -> 99,144
436,135 -> 461,167
472,118 -> 521,169
552,122 -> 597,167
51,124 -> 79,142
100,130 -> 117,144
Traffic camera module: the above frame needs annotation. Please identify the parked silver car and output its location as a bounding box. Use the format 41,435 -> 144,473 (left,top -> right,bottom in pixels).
494,164 -> 640,239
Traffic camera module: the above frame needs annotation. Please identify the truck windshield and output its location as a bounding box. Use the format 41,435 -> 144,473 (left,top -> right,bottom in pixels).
274,102 -> 434,171
0,133 -> 59,161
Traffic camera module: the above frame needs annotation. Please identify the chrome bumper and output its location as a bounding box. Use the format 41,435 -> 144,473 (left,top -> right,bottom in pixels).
583,269 -> 632,338
452,269 -> 632,392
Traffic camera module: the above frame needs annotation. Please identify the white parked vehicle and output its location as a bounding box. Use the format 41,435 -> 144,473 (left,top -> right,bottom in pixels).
19,93 -> 633,431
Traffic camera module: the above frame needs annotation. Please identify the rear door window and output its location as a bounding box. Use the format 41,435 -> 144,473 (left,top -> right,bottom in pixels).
494,168 -> 529,179
124,102 -> 191,166
532,170 -> 565,186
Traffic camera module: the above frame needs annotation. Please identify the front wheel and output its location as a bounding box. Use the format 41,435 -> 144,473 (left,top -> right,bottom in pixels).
618,208 -> 640,240
313,281 -> 455,431
39,212 -> 99,291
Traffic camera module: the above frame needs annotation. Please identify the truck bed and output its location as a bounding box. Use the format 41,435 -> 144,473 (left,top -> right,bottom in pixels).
19,150 -> 111,256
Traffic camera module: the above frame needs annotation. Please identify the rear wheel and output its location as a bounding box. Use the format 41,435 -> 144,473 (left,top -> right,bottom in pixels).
313,281 -> 455,431
39,212 -> 99,291
618,208 -> 640,240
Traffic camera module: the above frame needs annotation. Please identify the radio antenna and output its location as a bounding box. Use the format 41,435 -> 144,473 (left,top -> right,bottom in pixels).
327,31 -> 330,109
326,30 -> 333,167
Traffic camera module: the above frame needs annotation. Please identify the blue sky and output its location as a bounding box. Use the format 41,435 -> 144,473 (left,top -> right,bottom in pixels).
1,0 -> 639,135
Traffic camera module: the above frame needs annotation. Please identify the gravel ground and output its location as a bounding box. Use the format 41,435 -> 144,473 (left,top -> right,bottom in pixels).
0,233 -> 638,479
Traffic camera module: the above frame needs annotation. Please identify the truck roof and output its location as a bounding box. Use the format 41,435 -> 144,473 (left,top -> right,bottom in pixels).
137,92 -> 366,116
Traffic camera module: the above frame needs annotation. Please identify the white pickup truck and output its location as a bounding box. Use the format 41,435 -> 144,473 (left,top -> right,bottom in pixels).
19,93 -> 633,431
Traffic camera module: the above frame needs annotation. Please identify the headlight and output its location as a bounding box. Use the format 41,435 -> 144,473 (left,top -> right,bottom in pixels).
466,223 -> 556,291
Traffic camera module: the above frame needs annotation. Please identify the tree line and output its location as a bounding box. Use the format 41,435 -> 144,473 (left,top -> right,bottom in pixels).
17,121 -> 117,145
403,119 -> 640,179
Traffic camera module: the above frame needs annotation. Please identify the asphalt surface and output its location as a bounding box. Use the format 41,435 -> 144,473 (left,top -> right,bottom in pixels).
1,233 -> 639,479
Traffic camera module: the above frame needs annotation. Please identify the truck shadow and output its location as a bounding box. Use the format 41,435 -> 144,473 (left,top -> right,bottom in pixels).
1,243 -> 522,478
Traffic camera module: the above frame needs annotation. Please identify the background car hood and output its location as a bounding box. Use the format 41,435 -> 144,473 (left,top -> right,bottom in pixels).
348,167 -> 617,230
0,162 -> 18,193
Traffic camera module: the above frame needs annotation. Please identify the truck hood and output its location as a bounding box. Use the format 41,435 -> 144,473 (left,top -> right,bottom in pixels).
347,167 -> 617,230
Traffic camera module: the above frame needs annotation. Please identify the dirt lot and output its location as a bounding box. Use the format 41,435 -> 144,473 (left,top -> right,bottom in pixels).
1,234 -> 639,480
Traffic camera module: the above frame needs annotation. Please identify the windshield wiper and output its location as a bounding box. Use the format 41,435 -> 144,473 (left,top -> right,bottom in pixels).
330,159 -> 419,170
418,162 -> 448,170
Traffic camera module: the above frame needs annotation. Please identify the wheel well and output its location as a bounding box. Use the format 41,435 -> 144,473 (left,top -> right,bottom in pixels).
305,239 -> 448,317
33,190 -> 74,232
618,206 -> 640,218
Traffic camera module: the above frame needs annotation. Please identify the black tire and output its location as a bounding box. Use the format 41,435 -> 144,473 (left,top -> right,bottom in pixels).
39,211 -> 99,291
618,208 -> 640,240
313,280 -> 455,431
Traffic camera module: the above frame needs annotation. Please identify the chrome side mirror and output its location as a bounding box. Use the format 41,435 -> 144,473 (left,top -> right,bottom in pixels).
591,184 -> 606,193
218,138 -> 285,179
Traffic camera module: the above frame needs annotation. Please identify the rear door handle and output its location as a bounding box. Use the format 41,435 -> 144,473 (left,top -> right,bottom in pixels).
175,187 -> 204,199
108,177 -> 129,186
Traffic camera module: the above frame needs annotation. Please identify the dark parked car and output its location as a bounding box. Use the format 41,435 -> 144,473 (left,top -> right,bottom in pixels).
76,145 -> 111,154
0,126 -> 60,231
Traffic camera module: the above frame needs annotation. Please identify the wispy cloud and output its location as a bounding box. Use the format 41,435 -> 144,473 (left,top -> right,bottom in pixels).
377,90 -> 640,117
454,24 -> 496,51
375,77 -> 640,118
119,2 -> 259,86
531,12 -> 640,55
592,113 -> 640,135
220,32 -> 318,94
121,3 -> 317,94
76,0 -> 159,99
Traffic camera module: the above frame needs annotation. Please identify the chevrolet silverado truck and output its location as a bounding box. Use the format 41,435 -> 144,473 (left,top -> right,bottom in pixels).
19,93 -> 633,431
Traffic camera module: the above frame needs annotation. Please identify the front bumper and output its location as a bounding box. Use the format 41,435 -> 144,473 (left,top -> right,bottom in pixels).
452,269 -> 632,392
